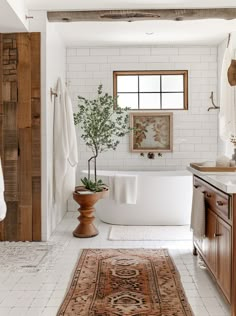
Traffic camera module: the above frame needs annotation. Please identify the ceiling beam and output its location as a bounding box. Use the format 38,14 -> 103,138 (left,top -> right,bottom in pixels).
47,8 -> 236,22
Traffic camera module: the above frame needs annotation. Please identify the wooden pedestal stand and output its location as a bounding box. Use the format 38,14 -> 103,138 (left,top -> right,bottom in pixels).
73,186 -> 108,238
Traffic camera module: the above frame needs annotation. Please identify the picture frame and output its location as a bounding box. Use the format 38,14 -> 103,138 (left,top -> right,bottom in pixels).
130,112 -> 173,152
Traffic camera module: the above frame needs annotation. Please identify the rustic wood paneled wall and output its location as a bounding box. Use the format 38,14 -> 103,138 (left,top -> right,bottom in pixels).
0,33 -> 41,241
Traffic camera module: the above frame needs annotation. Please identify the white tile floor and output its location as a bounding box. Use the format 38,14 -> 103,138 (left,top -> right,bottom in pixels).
0,212 -> 231,316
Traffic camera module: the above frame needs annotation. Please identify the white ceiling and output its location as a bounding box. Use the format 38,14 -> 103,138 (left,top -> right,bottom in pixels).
25,0 -> 236,10
53,20 -> 236,46
6,0 -> 236,46
0,0 -> 27,32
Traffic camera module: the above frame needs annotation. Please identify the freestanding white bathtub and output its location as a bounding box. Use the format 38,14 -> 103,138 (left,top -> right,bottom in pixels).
91,170 -> 193,226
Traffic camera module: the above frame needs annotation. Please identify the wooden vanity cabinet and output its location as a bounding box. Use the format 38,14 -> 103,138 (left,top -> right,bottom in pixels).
217,216 -> 231,302
193,176 -> 232,303
202,208 -> 217,276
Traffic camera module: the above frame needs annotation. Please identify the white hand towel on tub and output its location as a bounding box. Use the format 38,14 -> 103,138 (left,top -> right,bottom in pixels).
190,187 -> 205,239
113,174 -> 138,204
0,157 -> 6,221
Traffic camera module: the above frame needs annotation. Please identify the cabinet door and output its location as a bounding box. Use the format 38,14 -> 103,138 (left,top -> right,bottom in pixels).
217,217 -> 231,303
202,208 -> 217,276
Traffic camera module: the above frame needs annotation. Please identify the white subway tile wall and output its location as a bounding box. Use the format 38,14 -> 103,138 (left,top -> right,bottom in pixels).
66,46 -> 218,176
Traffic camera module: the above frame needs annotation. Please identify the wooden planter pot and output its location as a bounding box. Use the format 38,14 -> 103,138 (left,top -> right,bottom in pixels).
73,186 -> 108,238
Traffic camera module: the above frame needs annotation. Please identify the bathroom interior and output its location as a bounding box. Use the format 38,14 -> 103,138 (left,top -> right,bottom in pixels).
1,0 -> 236,315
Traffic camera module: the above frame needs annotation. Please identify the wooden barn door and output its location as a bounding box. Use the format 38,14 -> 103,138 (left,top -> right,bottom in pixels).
0,33 -> 41,241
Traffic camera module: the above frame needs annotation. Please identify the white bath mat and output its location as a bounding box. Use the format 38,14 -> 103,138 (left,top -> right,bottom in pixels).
108,225 -> 193,241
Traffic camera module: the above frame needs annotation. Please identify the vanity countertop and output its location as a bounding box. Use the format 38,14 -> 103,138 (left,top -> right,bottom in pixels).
187,166 -> 236,194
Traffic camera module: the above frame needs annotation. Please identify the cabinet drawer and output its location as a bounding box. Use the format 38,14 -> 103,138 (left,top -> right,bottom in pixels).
215,193 -> 230,219
193,177 -> 215,210
193,176 -> 231,220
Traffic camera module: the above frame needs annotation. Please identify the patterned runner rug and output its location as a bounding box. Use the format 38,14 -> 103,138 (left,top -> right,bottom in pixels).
57,248 -> 193,316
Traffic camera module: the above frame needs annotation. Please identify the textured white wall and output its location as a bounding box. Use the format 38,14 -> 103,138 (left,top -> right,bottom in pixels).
6,0 -> 29,30
66,45 -> 218,181
30,12 -> 66,240
46,22 -> 66,239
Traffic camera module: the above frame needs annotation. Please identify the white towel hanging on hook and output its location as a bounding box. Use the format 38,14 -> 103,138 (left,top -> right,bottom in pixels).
219,37 -> 235,141
53,78 -> 69,203
63,87 -> 78,201
53,78 -> 78,203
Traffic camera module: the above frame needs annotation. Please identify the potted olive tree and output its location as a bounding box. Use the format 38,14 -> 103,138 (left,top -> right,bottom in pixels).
72,84 -> 131,238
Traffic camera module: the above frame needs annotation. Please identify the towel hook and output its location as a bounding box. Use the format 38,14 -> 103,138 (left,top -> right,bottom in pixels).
50,88 -> 58,102
207,91 -> 220,111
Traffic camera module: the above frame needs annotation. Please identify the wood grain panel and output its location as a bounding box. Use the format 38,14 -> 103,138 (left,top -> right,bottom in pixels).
0,34 -> 3,154
232,195 -> 236,316
32,176 -> 41,241
202,208 -> 217,275
16,33 -> 31,128
30,33 -> 40,98
0,34 -> 3,237
30,33 -> 41,240
18,206 -> 32,241
217,217 -> 231,303
0,34 -> 18,240
3,202 -> 19,241
2,82 -> 11,101
18,128 -> 32,205
3,102 -> 17,160
47,8 -> 236,22
0,32 -> 41,241
3,160 -> 17,201
18,128 -> 32,241
18,129 -> 32,241
31,127 -> 40,177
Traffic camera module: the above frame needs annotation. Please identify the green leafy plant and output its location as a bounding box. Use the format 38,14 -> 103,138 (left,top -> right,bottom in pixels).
80,177 -> 105,192
74,84 -> 131,192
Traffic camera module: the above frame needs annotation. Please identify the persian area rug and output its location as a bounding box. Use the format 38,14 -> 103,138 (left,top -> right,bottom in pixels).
108,225 -> 192,241
57,248 -> 193,316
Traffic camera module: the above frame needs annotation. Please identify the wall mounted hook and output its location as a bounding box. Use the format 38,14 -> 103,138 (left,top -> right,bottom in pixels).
25,15 -> 34,20
50,88 -> 58,102
207,91 -> 220,111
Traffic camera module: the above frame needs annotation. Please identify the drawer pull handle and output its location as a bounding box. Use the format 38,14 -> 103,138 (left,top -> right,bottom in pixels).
206,193 -> 211,198
214,233 -> 222,237
216,201 -> 224,206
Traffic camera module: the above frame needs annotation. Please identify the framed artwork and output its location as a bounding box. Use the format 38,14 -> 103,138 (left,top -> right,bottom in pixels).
130,112 -> 173,152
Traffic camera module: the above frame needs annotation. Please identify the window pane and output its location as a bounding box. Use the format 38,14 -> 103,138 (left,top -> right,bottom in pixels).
140,93 -> 160,109
117,76 -> 138,92
162,93 -> 184,109
117,93 -> 138,109
162,75 -> 183,92
139,75 -> 160,92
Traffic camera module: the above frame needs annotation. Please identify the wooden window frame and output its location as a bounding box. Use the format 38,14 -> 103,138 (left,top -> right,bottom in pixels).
113,70 -> 188,110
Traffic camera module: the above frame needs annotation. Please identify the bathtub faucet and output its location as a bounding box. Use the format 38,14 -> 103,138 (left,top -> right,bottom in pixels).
140,152 -> 162,159
147,152 -> 155,159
